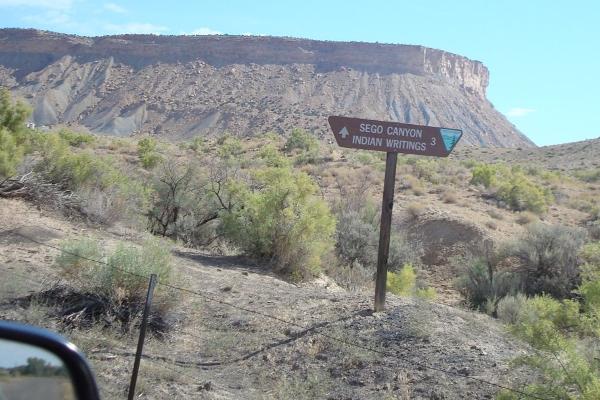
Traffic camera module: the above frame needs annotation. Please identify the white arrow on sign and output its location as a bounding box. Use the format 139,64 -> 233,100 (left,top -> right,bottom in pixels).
338,127 -> 349,139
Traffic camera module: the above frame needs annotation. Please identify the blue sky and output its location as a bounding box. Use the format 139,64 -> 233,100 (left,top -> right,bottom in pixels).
0,340 -> 63,367
0,0 -> 598,146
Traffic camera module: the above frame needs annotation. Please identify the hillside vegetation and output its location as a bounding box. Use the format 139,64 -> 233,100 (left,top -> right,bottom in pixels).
2,88 -> 600,399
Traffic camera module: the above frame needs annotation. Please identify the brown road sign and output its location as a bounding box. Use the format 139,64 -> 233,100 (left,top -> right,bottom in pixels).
328,116 -> 462,157
328,115 -> 464,311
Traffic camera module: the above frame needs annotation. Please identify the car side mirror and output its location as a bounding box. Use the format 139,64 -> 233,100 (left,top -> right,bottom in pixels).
0,321 -> 100,400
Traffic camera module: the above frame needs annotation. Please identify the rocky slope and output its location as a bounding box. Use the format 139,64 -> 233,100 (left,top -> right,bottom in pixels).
0,29 -> 533,147
0,197 -> 531,399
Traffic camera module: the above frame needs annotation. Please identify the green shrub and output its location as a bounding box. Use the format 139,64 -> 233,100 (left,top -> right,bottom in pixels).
587,212 -> 600,240
511,295 -> 581,343
261,131 -> 281,143
388,233 -> 422,271
106,241 -> 172,298
334,208 -> 377,268
496,240 -> 600,398
285,128 -> 318,153
540,170 -> 562,183
81,181 -> 150,227
495,172 -> 552,214
413,159 -> 440,183
470,163 -> 552,213
387,265 -> 416,296
505,222 -> 587,299
58,129 -> 95,147
137,137 -> 162,169
334,189 -> 420,273
387,264 -> 435,299
574,168 -> 600,183
353,151 -> 376,165
284,128 -> 320,165
188,136 -> 206,153
55,238 -> 103,283
497,294 -> 600,399
456,254 -> 521,313
496,246 -> 600,398
36,133 -> 135,189
221,165 -> 335,279
496,293 -> 527,325
216,135 -> 243,159
0,88 -> 31,147
578,242 -> 600,320
415,287 -> 437,300
582,242 -> 600,268
55,237 -> 175,331
333,190 -> 378,269
294,148 -> 320,165
34,132 -> 149,224
57,237 -> 172,303
461,159 -> 478,169
0,127 -> 23,179
0,89 -> 32,178
470,163 -> 498,188
36,134 -> 97,187
258,144 -> 291,168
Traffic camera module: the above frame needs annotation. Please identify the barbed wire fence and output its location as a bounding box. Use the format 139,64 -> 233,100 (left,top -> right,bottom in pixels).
0,227 -> 546,400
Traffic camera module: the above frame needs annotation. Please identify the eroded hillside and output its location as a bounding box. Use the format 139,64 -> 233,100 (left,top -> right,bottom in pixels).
0,29 -> 532,147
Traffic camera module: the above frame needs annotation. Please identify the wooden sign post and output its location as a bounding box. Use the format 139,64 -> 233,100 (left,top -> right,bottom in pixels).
328,116 -> 462,312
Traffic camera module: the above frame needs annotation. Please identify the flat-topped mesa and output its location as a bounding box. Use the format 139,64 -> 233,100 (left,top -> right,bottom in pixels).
0,29 -> 489,98
0,28 -> 532,147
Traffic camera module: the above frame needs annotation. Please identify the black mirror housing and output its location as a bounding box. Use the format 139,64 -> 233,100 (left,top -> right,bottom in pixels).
0,321 -> 100,400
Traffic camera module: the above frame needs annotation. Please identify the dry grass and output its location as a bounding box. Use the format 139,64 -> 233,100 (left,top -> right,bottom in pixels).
485,220 -> 498,230
487,208 -> 504,220
405,202 -> 426,219
515,211 -> 538,225
440,188 -> 458,204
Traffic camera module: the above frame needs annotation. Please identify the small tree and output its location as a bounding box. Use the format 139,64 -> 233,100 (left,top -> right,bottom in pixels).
146,159 -> 237,246
137,137 -> 162,169
0,127 -> 22,179
146,161 -> 194,238
0,88 -> 32,179
0,88 -> 31,145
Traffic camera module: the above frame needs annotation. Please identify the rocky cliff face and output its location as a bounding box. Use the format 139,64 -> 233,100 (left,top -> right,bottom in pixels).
0,29 -> 533,147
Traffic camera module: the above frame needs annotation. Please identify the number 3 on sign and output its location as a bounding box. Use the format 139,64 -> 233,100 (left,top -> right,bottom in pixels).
431,137 -> 436,146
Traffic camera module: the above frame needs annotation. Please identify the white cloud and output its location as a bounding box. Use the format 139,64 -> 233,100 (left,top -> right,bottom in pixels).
0,0 -> 72,10
506,107 -> 536,117
186,27 -> 222,35
104,22 -> 168,34
104,2 -> 126,13
22,9 -> 71,25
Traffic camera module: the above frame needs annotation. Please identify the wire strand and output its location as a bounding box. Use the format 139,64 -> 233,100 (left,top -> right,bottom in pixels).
4,227 -> 549,400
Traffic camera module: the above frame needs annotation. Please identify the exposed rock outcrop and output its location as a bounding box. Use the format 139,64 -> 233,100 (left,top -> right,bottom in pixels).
0,29 -> 533,147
